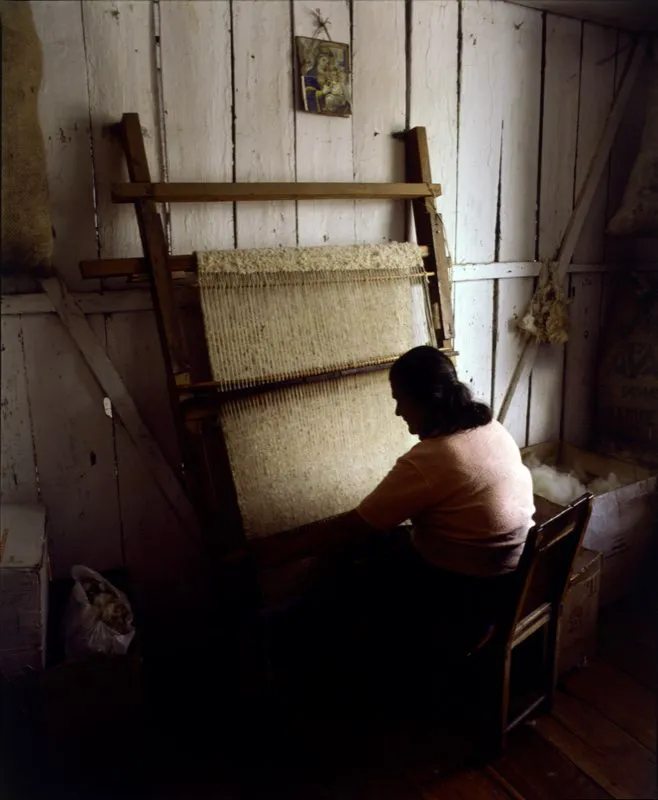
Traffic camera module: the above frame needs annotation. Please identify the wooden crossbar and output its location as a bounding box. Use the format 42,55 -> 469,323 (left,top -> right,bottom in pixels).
111,181 -> 442,204
79,246 -> 431,280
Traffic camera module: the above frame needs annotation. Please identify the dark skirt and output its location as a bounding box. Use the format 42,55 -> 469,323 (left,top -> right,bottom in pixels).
263,528 -> 516,716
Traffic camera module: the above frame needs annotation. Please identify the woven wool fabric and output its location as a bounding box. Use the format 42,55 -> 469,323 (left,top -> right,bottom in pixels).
197,241 -> 423,275
221,372 -> 416,537
198,243 -> 430,388
197,242 -> 430,536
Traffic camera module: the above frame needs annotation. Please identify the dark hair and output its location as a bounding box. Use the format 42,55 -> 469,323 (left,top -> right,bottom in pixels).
389,346 -> 493,437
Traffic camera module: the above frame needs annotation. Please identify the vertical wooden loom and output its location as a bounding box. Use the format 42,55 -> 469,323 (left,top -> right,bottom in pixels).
81,113 -> 454,560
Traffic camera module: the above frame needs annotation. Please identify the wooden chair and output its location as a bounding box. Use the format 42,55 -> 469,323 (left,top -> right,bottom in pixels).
466,492 -> 594,760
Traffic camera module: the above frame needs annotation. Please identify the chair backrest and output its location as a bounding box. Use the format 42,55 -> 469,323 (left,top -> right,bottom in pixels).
497,493 -> 594,644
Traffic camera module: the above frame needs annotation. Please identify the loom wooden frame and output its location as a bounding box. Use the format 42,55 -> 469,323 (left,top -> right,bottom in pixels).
80,112 -> 455,554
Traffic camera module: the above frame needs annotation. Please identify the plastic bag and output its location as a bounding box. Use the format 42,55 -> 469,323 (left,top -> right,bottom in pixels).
65,565 -> 135,660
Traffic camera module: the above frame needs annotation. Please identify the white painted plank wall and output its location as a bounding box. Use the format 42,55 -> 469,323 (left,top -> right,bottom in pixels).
82,0 -> 161,259
31,0 -> 99,292
562,23 -> 616,447
21,313 -> 122,575
233,0 -> 297,248
528,14 -> 581,445
0,317 -> 38,503
160,0 -> 234,254
293,0 -> 355,246
2,0 -> 644,595
410,0 -> 459,256
352,0 -> 406,245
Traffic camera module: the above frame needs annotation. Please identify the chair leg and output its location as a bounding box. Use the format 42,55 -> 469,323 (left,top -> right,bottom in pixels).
471,648 -> 510,763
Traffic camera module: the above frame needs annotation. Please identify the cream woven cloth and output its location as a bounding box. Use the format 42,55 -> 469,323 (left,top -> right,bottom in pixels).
197,243 -> 430,536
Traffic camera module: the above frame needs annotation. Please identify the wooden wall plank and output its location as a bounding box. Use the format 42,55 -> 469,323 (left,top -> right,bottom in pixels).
31,0 -> 99,292
606,34 -> 638,250
82,0 -> 160,258
537,15 -> 582,261
352,0 -> 406,245
456,1 -> 541,264
562,273 -> 603,446
528,340 -> 565,445
293,0 -> 355,246
529,14 -> 581,445
0,317 -> 38,503
21,314 -> 121,577
233,0 -> 296,248
453,280 -> 495,407
456,0 -> 501,264
497,3 -> 542,263
104,311 -> 205,618
573,24 -> 617,264
410,0 -> 459,255
494,278 -> 534,445
160,0 -> 233,254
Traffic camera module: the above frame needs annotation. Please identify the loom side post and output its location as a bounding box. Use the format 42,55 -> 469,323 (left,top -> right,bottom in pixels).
116,113 -> 249,563
401,127 -> 454,350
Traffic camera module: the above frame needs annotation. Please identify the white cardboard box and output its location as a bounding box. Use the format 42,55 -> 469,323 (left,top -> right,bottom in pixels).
523,442 -> 657,606
557,547 -> 602,677
0,503 -> 49,677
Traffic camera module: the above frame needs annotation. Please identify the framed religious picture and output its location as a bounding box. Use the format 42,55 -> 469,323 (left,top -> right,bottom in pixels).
295,36 -> 352,118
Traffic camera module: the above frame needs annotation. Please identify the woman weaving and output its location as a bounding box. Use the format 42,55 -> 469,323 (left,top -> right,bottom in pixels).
252,346 -> 535,693
254,346 -> 534,576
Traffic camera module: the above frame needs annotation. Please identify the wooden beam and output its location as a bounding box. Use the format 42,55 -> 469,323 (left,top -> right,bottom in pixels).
38,275 -> 200,535
556,43 -> 646,272
111,181 -> 443,204
403,127 -> 454,347
6,262 -> 658,317
119,114 -> 189,381
118,115 -> 247,552
497,40 -> 646,425
79,246 -> 431,280
80,254 -> 195,279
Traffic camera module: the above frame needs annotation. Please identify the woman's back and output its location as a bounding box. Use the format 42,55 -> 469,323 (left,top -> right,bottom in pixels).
358,420 -> 535,577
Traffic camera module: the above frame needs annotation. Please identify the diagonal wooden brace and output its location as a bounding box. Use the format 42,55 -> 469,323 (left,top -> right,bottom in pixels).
497,40 -> 646,425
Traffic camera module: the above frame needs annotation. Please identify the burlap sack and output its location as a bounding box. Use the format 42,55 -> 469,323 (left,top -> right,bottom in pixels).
607,51 -> 658,237
1,0 -> 53,276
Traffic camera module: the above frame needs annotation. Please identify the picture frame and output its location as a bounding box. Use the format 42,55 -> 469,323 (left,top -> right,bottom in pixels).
295,36 -> 352,118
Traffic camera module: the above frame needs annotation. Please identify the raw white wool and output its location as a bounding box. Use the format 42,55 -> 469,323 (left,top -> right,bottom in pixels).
529,462 -> 588,507
525,454 -> 626,505
588,473 -> 622,495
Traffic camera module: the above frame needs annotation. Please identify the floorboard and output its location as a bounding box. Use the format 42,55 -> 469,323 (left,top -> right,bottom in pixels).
536,692 -> 657,800
562,659 -> 656,750
492,726 -> 613,800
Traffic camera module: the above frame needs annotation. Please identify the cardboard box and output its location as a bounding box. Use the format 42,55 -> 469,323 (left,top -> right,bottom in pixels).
0,503 -> 49,677
523,441 -> 656,606
557,547 -> 602,677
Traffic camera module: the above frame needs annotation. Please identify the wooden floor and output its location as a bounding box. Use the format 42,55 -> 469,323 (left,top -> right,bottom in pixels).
159,589 -> 657,800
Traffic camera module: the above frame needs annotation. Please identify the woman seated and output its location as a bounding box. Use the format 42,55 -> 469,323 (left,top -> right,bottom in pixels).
252,346 -> 535,702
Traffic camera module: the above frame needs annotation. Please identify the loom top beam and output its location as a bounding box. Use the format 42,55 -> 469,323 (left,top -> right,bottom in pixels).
111,181 -> 443,204
79,246 -> 431,279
